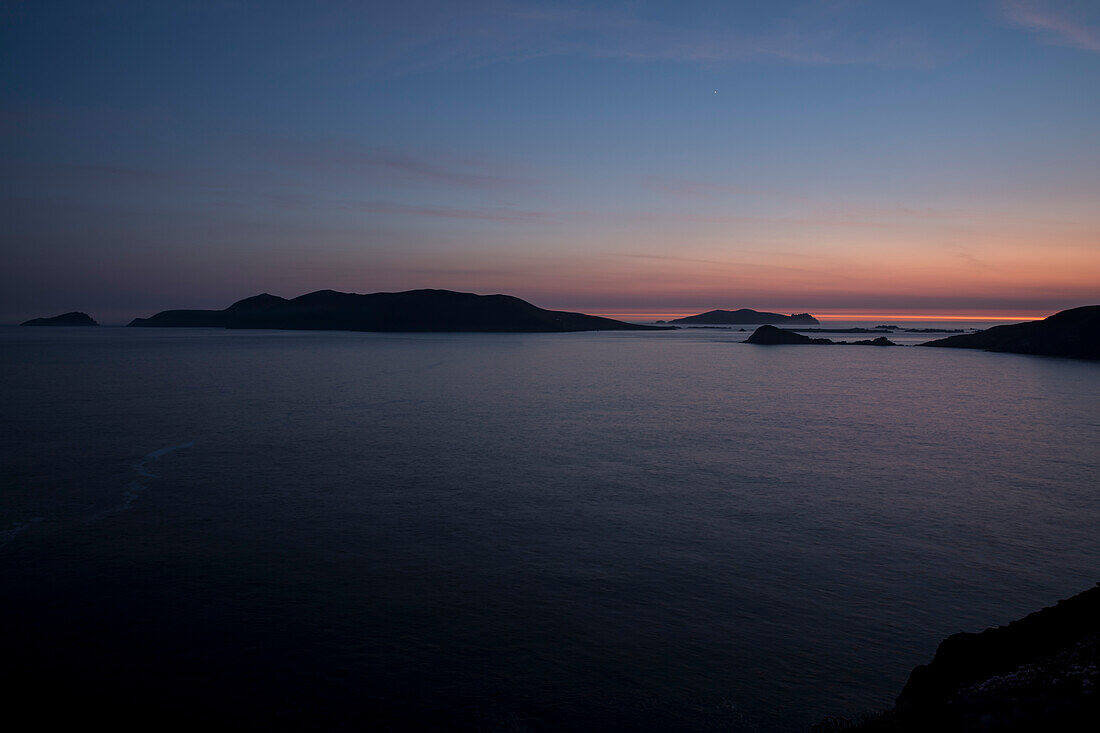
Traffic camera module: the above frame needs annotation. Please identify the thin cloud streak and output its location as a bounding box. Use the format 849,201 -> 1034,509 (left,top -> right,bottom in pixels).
603,252 -> 824,277
639,176 -> 809,201
355,1 -> 965,73
602,252 -> 735,267
11,157 -> 1098,245
1000,0 -> 1100,52
340,200 -> 549,222
640,178 -> 1100,234
229,134 -> 535,191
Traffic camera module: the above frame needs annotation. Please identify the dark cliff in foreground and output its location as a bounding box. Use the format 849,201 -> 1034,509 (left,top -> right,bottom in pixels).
21,312 -> 97,326
128,289 -> 665,333
671,309 -> 819,325
920,305 -> 1100,360
832,583 -> 1100,732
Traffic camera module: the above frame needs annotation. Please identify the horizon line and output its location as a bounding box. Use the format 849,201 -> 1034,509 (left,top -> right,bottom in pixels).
590,312 -> 1047,322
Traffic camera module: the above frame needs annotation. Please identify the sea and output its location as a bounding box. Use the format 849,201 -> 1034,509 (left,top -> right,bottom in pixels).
2,322 -> 1098,731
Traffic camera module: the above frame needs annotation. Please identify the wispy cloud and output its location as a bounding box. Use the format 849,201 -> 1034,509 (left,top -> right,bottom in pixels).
640,176 -> 809,201
6,163 -> 181,187
230,134 -> 535,191
637,179 -> 1099,234
324,147 -> 530,190
602,252 -> 734,267
1000,0 -> 1100,52
5,136 -> 538,205
0,100 -> 175,138
602,251 -> 823,276
346,0 -> 966,73
339,200 -> 549,222
947,244 -> 995,270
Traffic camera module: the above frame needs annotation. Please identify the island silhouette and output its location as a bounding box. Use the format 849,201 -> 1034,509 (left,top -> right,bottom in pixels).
740,307 -> 1099,359
20,312 -> 98,326
671,309 -> 819,325
128,289 -> 666,333
744,325 -> 895,346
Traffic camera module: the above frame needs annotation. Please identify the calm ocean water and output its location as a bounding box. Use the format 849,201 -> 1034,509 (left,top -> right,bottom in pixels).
2,325 -> 1098,731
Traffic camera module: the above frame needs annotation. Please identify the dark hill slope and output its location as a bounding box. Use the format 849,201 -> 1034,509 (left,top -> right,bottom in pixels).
839,583 -> 1100,731
920,305 -> 1100,360
129,289 -> 662,333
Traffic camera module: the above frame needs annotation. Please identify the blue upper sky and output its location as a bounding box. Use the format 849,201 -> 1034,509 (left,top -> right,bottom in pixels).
3,0 -> 1098,321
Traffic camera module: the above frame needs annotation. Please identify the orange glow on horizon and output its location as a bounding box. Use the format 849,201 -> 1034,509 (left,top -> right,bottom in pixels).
591,311 -> 1046,323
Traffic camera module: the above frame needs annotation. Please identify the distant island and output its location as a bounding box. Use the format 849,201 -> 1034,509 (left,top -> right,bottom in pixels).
20,312 -> 97,327
744,325 -> 894,346
837,582 -> 1100,731
671,309 -> 819,325
793,327 -> 966,334
128,289 -> 666,333
920,305 -> 1100,360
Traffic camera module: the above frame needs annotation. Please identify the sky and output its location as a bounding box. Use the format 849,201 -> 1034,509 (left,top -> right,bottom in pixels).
2,0 -> 1099,323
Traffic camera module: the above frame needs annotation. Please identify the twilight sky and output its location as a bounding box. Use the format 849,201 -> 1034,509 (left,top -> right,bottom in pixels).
2,0 -> 1099,322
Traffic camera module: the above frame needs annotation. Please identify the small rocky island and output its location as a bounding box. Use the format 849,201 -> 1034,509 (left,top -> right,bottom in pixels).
744,325 -> 895,346
671,309 -> 819,325
920,305 -> 1099,360
832,583 -> 1100,731
20,312 -> 98,326
129,289 -> 666,333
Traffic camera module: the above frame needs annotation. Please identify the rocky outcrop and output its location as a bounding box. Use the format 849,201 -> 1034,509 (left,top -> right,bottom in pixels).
21,312 -> 98,326
847,336 -> 896,346
920,306 -> 1100,360
672,309 -> 819,325
128,289 -> 666,333
796,328 -> 891,334
743,326 -> 897,346
743,325 -> 833,345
